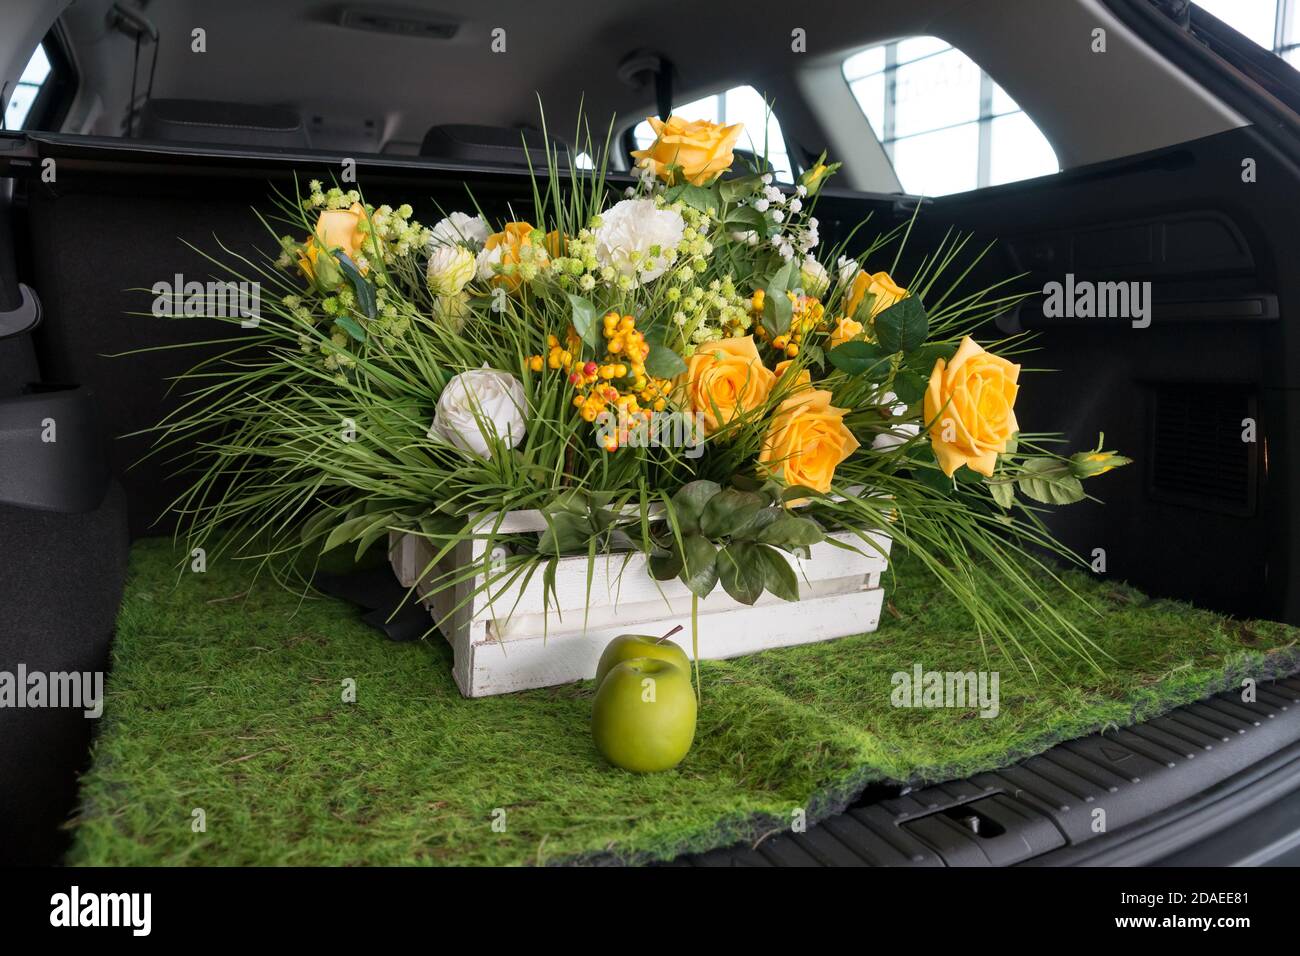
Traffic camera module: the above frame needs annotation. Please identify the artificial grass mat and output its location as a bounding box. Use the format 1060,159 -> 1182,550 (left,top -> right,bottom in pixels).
68,538 -> 1300,866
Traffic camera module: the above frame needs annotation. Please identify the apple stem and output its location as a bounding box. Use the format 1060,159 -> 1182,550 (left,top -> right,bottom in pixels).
656,624 -> 684,644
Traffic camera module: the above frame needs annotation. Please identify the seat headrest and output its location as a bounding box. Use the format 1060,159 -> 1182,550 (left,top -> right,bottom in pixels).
419,124 -> 566,167
137,99 -> 309,149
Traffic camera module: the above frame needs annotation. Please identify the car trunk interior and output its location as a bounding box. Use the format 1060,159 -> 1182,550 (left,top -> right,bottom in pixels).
3,0 -> 1300,866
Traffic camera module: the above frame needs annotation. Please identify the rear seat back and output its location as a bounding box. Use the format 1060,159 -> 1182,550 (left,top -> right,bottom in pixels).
137,99 -> 310,149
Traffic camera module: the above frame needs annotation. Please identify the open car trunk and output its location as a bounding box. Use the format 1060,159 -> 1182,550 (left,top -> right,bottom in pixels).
2,112 -> 1299,862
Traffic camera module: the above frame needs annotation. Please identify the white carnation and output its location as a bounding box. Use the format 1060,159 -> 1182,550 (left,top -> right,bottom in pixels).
592,198 -> 686,284
427,365 -> 527,459
429,211 -> 489,249
426,244 -> 476,296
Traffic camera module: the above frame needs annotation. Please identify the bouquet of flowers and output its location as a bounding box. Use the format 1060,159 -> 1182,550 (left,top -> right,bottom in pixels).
153,113 -> 1128,676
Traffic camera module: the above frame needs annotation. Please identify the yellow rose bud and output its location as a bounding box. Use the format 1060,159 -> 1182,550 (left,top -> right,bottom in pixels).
1069,450 -> 1132,478
801,163 -> 830,194
630,115 -> 744,186
829,316 -> 864,348
298,202 -> 368,283
480,221 -> 549,291
843,270 -> 907,323
924,337 -> 1020,478
681,335 -> 776,433
774,359 -> 811,391
759,389 -> 860,496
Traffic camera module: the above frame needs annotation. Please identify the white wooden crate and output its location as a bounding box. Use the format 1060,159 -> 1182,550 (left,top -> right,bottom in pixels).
389,510 -> 890,697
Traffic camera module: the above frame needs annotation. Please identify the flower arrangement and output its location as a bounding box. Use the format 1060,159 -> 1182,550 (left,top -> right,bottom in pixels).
153,113 -> 1129,676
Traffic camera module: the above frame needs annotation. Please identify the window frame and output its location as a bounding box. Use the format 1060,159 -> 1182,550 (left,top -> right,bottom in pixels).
842,38 -> 1054,193
5,25 -> 78,133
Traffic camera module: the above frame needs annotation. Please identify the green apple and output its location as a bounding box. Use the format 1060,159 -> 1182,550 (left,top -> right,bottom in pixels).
591,658 -> 697,773
594,631 -> 691,688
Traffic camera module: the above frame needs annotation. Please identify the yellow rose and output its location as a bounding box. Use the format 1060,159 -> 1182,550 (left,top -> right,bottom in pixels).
631,115 -> 744,186
299,202 -> 369,281
923,336 -> 1020,477
774,359 -> 811,391
829,316 -> 864,348
843,270 -> 906,322
759,389 -> 860,494
682,335 -> 776,433
480,221 -> 549,290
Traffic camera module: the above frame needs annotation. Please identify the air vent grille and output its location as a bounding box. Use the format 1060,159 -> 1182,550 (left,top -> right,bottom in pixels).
338,9 -> 458,40
1149,383 -> 1256,515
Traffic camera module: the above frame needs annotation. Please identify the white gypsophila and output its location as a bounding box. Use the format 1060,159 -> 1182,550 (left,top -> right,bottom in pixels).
788,198 -> 803,214
427,365 -> 527,459
592,198 -> 686,284
429,211 -> 490,249
753,198 -> 770,213
426,244 -> 476,296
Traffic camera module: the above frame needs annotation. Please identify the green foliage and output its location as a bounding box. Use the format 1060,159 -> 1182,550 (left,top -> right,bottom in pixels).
67,538 -> 1300,866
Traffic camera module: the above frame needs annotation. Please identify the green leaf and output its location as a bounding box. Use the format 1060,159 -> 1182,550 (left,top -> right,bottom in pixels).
762,261 -> 797,337
567,294 -> 601,351
663,183 -> 720,213
644,339 -> 687,379
990,480 -> 1016,510
648,549 -> 682,581
892,369 -> 927,405
754,545 -> 799,602
827,340 -> 893,379
908,342 -> 957,375
719,172 -> 764,203
1017,458 -> 1086,505
730,506 -> 781,540
537,511 -> 591,555
679,534 -> 719,598
756,513 -> 825,549
875,297 -> 928,354
671,480 -> 722,536
911,442 -> 955,495
333,315 -> 366,343
722,206 -> 767,234
717,542 -> 767,606
336,253 -> 376,320
699,488 -> 766,539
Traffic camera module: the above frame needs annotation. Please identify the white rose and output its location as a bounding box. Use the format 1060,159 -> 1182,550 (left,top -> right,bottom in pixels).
592,198 -> 685,284
799,258 -> 830,298
429,211 -> 490,249
837,255 -> 860,288
475,244 -> 503,282
427,365 -> 527,459
426,244 -> 476,296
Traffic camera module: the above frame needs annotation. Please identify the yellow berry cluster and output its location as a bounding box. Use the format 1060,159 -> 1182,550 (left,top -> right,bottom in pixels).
527,313 -> 674,452
751,290 -> 827,359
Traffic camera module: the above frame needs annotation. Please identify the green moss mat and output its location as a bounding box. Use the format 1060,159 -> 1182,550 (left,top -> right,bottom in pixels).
68,539 -> 1300,866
